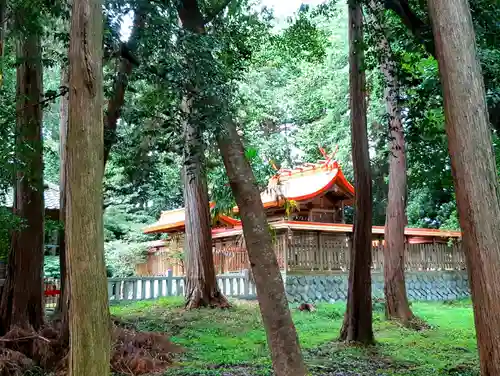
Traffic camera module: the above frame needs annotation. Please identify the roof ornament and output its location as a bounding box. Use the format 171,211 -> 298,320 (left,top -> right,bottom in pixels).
270,160 -> 279,171
318,145 -> 339,169
318,145 -> 328,159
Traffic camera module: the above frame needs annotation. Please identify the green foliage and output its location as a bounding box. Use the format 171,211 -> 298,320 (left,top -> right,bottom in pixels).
273,9 -> 329,64
0,207 -> 21,262
19,0 -> 500,247
236,1 -> 353,171
104,240 -> 148,278
0,49 -> 17,198
104,205 -> 155,241
101,205 -> 155,277
45,218 -> 62,233
111,298 -> 478,375
42,66 -> 64,185
208,145 -> 275,214
43,255 -> 60,278
44,255 -> 113,278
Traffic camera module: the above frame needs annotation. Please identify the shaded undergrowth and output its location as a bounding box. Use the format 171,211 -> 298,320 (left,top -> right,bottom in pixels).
0,318 -> 181,376
110,297 -> 478,376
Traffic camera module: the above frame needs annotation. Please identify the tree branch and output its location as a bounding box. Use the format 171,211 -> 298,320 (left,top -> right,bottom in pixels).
383,0 -> 435,57
203,0 -> 232,25
382,0 -> 500,133
16,86 -> 68,112
103,7 -> 147,166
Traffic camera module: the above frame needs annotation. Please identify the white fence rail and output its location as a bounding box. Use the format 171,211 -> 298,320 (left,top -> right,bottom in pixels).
108,271 -> 257,302
0,271 -> 258,304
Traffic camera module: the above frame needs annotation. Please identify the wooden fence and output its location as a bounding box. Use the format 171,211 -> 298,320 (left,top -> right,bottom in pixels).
0,278 -> 61,311
136,242 -> 253,277
371,241 -> 466,271
136,251 -> 185,276
137,231 -> 464,277
287,231 -> 465,272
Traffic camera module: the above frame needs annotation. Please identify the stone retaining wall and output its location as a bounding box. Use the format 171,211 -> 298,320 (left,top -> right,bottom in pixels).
285,271 -> 470,304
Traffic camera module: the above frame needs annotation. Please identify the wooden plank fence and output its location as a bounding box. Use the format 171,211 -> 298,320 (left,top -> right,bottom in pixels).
288,232 -> 465,272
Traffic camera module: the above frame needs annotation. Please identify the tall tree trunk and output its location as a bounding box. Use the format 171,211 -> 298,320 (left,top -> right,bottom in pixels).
217,121 -> 307,376
428,0 -> 500,374
340,0 -> 374,344
183,115 -> 229,309
177,0 -> 228,309
67,0 -> 110,372
57,5 -> 144,339
103,8 -> 145,166
371,4 -> 414,324
57,67 -> 70,343
0,33 -> 44,334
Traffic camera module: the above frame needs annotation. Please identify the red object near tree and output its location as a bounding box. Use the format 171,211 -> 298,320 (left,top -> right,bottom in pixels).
43,281 -> 60,297
44,289 -> 60,297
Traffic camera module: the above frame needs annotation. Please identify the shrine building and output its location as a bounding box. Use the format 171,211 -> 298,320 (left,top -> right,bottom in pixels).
140,152 -> 463,277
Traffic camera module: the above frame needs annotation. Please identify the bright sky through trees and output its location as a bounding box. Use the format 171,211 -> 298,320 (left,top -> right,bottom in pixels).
120,0 -> 326,40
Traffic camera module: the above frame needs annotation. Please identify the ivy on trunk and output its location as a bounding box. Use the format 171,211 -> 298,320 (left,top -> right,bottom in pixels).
368,0 -> 414,325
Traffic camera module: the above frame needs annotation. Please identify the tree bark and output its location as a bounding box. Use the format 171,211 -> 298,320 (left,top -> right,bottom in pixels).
427,0 -> 500,374
340,0 -> 374,344
67,0 -> 110,372
0,33 -> 44,334
57,4 -> 144,337
177,0 -> 229,309
58,66 -> 68,297
57,66 -> 70,343
183,103 -> 229,309
371,3 -> 414,324
217,120 -> 307,376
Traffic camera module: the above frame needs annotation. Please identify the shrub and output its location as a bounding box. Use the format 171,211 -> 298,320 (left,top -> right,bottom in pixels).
105,240 -> 148,278
0,207 -> 22,263
44,255 -> 113,279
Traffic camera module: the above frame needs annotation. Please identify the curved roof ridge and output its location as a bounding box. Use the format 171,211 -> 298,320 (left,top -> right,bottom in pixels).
272,159 -> 339,180
144,203 -> 241,234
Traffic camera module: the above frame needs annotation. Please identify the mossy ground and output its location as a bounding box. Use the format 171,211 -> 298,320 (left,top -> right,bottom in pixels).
110,298 -> 478,376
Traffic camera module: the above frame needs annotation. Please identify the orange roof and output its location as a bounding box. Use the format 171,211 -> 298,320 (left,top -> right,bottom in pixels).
233,159 -> 354,213
144,157 -> 354,234
144,214 -> 460,240
143,202 -> 242,234
211,220 -> 462,240
143,207 -> 186,234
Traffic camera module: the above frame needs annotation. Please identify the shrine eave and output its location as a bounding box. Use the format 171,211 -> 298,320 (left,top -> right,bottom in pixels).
210,220 -> 462,240
143,203 -> 242,234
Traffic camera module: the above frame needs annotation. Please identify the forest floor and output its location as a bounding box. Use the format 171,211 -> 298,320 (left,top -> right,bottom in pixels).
110,298 -> 478,376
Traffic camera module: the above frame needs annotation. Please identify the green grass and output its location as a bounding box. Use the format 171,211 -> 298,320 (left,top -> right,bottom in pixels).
110,298 -> 479,376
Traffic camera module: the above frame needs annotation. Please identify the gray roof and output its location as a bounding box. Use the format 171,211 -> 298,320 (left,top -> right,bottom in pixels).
2,182 -> 60,210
